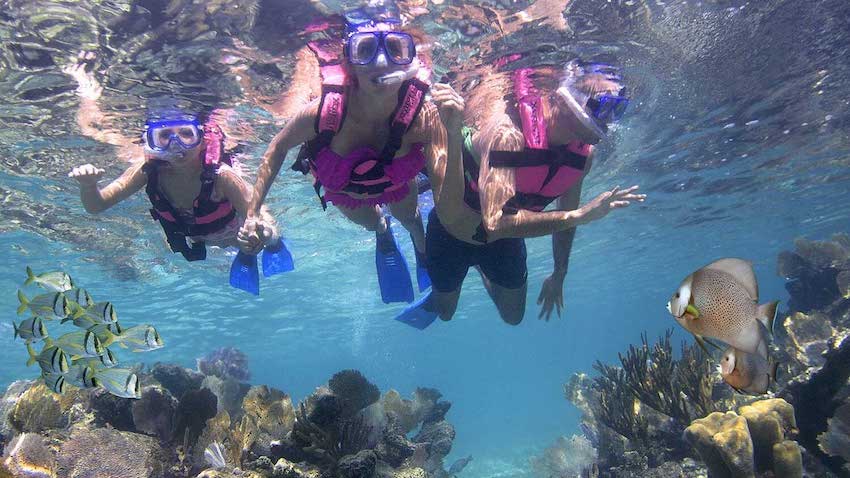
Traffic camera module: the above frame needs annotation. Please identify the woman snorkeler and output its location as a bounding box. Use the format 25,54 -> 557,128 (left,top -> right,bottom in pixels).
65,58 -> 290,294
395,60 -> 646,328
239,1 -> 447,304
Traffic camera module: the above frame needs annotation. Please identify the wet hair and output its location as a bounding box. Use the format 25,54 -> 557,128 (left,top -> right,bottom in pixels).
463,60 -> 624,139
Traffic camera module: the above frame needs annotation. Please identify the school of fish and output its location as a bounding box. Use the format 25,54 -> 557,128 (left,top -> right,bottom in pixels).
13,267 -> 164,399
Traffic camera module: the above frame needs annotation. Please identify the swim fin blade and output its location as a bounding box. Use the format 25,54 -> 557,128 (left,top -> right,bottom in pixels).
376,220 -> 414,304
262,239 -> 294,277
394,291 -> 438,330
230,252 -> 259,296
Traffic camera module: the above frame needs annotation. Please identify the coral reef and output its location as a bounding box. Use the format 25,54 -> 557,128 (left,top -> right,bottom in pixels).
684,411 -> 754,478
0,366 -> 459,478
684,400 -> 800,478
529,435 -> 597,478
566,330 -> 724,471
564,234 -> 850,477
197,347 -> 251,382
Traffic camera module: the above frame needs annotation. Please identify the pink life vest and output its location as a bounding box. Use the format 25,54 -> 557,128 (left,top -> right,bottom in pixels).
292,36 -> 430,209
487,67 -> 592,212
144,120 -> 235,261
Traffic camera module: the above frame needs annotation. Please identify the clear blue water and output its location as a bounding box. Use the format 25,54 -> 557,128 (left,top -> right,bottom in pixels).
1,0 -> 849,476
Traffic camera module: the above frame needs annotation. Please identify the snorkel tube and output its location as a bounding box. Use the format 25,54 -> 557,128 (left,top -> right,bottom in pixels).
373,58 -> 421,86
556,85 -> 607,144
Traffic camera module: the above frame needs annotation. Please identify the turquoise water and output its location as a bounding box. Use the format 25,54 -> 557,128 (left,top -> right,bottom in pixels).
1,0 -> 850,476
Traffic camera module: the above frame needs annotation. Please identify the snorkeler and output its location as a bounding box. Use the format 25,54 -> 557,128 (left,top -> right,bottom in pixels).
65,59 -> 290,294
239,2 -> 446,304
395,60 -> 646,328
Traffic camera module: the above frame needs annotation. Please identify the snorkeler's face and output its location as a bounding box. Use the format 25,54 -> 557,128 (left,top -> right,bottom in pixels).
348,23 -> 416,88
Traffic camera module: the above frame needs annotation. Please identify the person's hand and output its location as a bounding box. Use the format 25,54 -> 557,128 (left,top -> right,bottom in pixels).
576,185 -> 645,225
431,83 -> 465,132
68,164 -> 105,186
237,217 -> 277,255
537,273 -> 565,321
62,51 -> 102,100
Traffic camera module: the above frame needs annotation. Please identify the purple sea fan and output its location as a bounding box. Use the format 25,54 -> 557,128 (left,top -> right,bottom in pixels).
196,346 -> 251,382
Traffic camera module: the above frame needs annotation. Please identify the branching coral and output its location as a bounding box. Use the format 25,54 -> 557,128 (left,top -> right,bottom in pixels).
591,362 -> 649,442
291,402 -> 373,472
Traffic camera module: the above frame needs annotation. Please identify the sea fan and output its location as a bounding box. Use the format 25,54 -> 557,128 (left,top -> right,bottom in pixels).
204,441 -> 227,469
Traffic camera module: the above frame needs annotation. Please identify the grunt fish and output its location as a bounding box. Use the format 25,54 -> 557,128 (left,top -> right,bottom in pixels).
84,367 -> 141,399
49,330 -> 105,359
24,266 -> 74,292
96,324 -> 163,352
26,343 -> 70,374
13,317 -> 48,343
17,290 -> 73,319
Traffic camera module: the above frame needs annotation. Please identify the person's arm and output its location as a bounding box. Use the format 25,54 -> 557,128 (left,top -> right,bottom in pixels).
69,161 -> 148,214
217,166 -> 280,252
550,180 -> 583,280
248,100 -> 319,216
428,83 -> 469,226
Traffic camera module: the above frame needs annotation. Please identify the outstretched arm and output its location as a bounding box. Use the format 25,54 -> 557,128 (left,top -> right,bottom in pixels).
248,100 -> 319,216
216,166 -> 280,254
238,101 -> 318,253
69,161 -> 148,214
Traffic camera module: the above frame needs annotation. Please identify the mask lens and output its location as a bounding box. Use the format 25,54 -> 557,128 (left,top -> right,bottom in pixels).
176,125 -> 201,147
349,33 -> 379,65
147,122 -> 200,150
384,32 -> 414,64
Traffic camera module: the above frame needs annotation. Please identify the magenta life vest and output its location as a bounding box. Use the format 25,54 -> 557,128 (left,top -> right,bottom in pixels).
144,121 -> 236,261
292,37 -> 430,209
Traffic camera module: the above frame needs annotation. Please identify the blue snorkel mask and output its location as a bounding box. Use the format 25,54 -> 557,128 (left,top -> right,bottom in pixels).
557,61 -> 631,143
143,111 -> 203,161
342,2 -> 419,85
582,63 -> 630,122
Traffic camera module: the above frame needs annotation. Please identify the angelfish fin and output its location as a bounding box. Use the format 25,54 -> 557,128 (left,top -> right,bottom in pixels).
12,321 -> 19,339
25,266 -> 36,286
756,301 -> 779,335
703,258 -> 758,300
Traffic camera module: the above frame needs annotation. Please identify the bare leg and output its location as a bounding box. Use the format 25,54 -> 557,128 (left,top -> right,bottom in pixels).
476,267 -> 527,325
336,203 -> 387,233
387,180 -> 426,253
430,287 -> 462,322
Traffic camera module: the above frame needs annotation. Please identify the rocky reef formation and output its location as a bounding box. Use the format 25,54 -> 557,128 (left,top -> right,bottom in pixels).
0,351 -> 459,478
564,234 -> 850,477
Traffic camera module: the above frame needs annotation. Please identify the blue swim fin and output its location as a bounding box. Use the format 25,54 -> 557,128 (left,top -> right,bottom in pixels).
376,219 -> 414,304
230,252 -> 259,295
262,239 -> 294,277
394,291 -> 438,330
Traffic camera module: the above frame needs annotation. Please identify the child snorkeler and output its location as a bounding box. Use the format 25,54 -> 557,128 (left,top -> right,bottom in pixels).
65,58 -> 291,294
